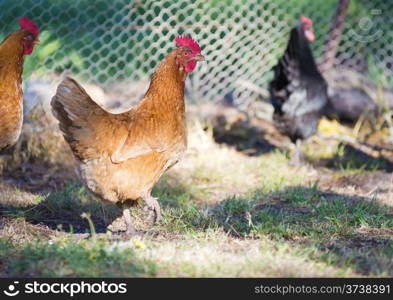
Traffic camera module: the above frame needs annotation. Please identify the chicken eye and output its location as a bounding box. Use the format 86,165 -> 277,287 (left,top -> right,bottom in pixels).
23,34 -> 34,43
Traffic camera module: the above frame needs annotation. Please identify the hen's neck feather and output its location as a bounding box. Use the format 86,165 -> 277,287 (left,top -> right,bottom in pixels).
0,31 -> 25,94
139,50 -> 186,114
287,25 -> 322,79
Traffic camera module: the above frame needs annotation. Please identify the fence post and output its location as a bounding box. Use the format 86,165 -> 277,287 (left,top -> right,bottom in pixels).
320,0 -> 351,75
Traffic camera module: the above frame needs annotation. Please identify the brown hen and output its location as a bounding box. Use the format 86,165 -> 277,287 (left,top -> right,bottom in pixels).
0,17 -> 39,152
51,36 -> 204,235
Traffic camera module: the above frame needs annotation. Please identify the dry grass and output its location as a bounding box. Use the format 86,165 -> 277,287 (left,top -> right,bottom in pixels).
121,233 -> 354,277
0,103 -> 392,277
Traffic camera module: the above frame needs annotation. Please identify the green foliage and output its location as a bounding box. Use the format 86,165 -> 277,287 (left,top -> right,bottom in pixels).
0,0 -> 390,87
367,56 -> 393,88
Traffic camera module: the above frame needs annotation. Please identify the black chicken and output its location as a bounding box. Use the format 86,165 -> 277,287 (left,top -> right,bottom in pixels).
269,16 -> 328,164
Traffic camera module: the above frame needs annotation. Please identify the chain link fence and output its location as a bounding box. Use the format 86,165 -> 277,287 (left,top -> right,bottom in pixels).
0,0 -> 392,109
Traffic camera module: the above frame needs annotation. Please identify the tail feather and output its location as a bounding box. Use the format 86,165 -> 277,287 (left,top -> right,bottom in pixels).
51,77 -> 108,160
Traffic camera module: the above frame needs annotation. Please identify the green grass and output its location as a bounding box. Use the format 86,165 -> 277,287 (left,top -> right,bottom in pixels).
332,144 -> 389,174
2,185 -> 392,277
0,238 -> 156,277
2,180 -> 120,233
0,119 -> 392,277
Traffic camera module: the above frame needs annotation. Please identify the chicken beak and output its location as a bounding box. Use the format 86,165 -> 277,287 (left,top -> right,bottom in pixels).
34,39 -> 41,45
194,54 -> 205,62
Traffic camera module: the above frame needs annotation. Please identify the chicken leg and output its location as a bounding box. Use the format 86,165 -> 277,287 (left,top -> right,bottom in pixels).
122,203 -> 136,235
289,139 -> 307,166
144,196 -> 162,223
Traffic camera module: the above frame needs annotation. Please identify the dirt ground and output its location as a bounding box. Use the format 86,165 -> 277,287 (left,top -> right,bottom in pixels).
0,102 -> 392,277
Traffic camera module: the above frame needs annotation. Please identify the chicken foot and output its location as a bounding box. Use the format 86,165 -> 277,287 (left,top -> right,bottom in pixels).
143,196 -> 162,223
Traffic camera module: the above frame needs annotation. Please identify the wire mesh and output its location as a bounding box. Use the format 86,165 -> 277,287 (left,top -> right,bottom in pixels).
0,0 -> 392,109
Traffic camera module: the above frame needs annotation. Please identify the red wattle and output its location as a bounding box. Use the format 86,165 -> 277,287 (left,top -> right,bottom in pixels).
185,60 -> 197,73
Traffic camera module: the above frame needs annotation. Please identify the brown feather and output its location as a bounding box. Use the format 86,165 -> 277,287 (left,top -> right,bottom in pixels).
0,31 -> 27,152
51,49 -> 188,204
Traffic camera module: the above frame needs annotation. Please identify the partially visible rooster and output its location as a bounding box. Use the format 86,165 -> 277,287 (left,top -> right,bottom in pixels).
326,87 -> 378,124
0,17 -> 39,152
269,16 -> 328,164
324,69 -> 381,125
51,36 -> 204,235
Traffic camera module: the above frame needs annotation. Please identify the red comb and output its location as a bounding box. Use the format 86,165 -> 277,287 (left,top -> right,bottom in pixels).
300,16 -> 313,26
18,17 -> 39,38
175,35 -> 201,53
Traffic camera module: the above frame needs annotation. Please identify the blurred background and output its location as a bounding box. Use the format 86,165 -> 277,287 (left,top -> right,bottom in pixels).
0,0 -> 392,112
1,1 -> 393,277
